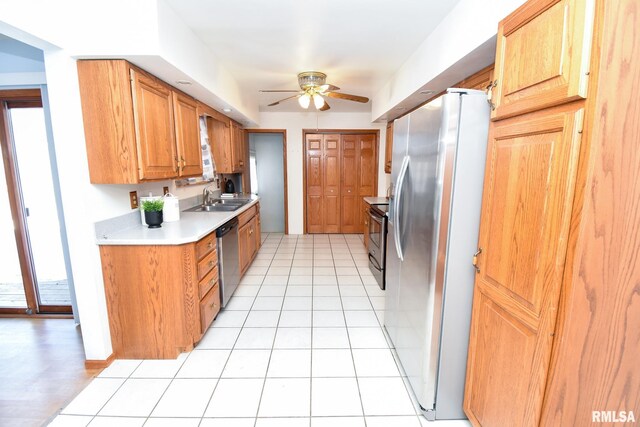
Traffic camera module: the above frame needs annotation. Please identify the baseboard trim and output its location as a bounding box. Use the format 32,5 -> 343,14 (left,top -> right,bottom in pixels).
85,353 -> 115,370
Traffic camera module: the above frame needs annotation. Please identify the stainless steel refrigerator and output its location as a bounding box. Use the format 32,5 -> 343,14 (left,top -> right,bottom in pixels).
385,89 -> 489,420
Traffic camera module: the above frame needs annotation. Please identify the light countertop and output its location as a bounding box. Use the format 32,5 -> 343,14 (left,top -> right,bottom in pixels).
363,196 -> 390,205
96,196 -> 260,246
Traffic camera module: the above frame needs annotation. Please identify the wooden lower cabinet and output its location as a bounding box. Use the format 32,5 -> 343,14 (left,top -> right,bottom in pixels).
362,201 -> 370,251
100,231 -> 220,359
238,203 -> 261,276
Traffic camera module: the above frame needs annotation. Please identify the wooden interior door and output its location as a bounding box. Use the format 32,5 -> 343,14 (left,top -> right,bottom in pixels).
340,135 -> 359,233
463,104 -> 584,427
305,134 -> 324,233
357,134 -> 377,228
130,69 -> 177,180
492,0 -> 594,119
322,134 -> 341,233
172,92 -> 202,177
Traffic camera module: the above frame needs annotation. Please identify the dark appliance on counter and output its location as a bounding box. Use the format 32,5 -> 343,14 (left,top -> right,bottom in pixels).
368,203 -> 388,290
224,178 -> 236,194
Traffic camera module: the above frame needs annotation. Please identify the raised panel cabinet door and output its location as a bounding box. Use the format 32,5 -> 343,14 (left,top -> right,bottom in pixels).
130,69 -> 178,180
491,0 -> 595,119
172,92 -> 203,177
341,135 -> 360,233
238,222 -> 251,274
323,134 -> 341,233
358,134 -> 377,228
209,116 -> 233,173
306,134 -> 324,233
231,121 -> 244,172
385,122 -> 394,174
463,105 -> 584,427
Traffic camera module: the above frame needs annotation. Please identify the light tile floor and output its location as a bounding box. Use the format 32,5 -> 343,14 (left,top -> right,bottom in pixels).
50,234 -> 471,427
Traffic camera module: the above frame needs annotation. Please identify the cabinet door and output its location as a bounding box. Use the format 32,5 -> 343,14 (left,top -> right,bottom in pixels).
363,202 -> 370,251
305,134 -> 324,234
341,135 -> 360,233
209,116 -> 233,173
491,0 -> 595,119
173,92 -> 203,177
130,69 -> 178,180
358,134 -> 377,229
238,222 -> 251,274
384,122 -> 393,174
255,210 -> 261,249
231,121 -> 244,172
463,105 -> 584,427
323,134 -> 341,233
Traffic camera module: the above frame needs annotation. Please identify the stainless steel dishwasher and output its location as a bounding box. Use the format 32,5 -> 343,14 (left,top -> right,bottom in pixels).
216,217 -> 240,307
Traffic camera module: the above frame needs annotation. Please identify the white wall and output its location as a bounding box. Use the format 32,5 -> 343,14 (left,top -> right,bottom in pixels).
372,0 -> 526,120
256,112 -> 388,235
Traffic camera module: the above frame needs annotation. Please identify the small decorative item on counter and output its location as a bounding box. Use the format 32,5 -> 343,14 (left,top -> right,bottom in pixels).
162,193 -> 180,222
141,199 -> 164,228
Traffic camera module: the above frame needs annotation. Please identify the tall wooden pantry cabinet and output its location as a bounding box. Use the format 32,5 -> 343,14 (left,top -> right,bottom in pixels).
463,0 -> 640,425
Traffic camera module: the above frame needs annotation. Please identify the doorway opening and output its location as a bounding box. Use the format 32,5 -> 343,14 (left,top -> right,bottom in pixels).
246,130 -> 288,234
0,89 -> 74,315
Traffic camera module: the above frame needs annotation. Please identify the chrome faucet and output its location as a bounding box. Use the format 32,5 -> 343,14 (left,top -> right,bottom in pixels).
202,185 -> 215,205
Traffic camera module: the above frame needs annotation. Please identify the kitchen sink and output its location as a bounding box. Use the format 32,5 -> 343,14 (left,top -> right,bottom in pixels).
184,199 -> 250,212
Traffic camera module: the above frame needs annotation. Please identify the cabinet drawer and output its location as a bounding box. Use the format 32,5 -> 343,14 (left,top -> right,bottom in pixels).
198,265 -> 218,300
196,232 -> 217,260
238,205 -> 257,227
197,249 -> 218,281
200,284 -> 220,333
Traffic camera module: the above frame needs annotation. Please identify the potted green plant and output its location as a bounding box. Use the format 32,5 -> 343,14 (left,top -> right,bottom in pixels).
141,199 -> 164,228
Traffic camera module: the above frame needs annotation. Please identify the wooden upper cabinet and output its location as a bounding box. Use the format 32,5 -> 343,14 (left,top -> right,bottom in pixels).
231,121 -> 245,172
77,60 -> 202,183
203,104 -> 244,175
130,69 -> 177,180
491,0 -> 595,119
384,122 -> 393,174
172,91 -> 202,177
464,104 -> 584,426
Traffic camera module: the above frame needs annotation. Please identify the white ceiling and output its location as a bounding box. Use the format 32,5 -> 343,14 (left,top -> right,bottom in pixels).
164,0 -> 461,113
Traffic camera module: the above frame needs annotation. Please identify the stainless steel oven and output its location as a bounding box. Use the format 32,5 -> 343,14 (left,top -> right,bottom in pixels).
368,204 -> 388,289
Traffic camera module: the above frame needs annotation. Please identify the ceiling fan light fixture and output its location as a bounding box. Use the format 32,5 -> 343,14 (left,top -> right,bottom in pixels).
313,94 -> 325,109
298,93 -> 311,108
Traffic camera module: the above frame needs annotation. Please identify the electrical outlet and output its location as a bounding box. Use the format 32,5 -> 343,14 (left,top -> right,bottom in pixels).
163,186 -> 169,195
129,191 -> 138,209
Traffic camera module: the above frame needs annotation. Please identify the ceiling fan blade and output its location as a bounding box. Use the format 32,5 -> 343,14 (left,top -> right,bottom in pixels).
260,89 -> 301,93
326,92 -> 369,103
319,84 -> 340,92
319,101 -> 331,111
268,94 -> 300,107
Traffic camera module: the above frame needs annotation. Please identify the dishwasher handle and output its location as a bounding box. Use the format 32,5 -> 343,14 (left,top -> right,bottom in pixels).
216,217 -> 239,237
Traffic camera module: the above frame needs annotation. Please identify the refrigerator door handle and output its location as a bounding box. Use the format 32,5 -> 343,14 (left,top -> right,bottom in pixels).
394,155 -> 410,261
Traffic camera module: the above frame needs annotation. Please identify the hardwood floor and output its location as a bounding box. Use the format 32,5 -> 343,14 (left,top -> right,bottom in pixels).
0,318 -> 100,427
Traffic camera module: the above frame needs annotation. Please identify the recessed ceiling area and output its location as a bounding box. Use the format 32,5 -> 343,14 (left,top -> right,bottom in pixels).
164,0 -> 462,113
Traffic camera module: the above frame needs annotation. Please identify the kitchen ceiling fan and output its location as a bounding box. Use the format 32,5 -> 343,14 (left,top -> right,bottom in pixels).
260,71 -> 369,111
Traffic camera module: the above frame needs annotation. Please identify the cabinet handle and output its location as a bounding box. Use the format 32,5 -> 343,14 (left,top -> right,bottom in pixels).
209,301 -> 216,309
209,260 -> 214,268
209,278 -> 215,287
207,241 -> 213,249
472,247 -> 482,273
181,156 -> 186,166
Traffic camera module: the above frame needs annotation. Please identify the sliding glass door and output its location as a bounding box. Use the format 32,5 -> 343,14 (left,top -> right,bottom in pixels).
0,89 -> 72,314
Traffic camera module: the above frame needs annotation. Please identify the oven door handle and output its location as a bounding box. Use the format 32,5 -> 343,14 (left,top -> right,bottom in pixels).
368,253 -> 382,272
